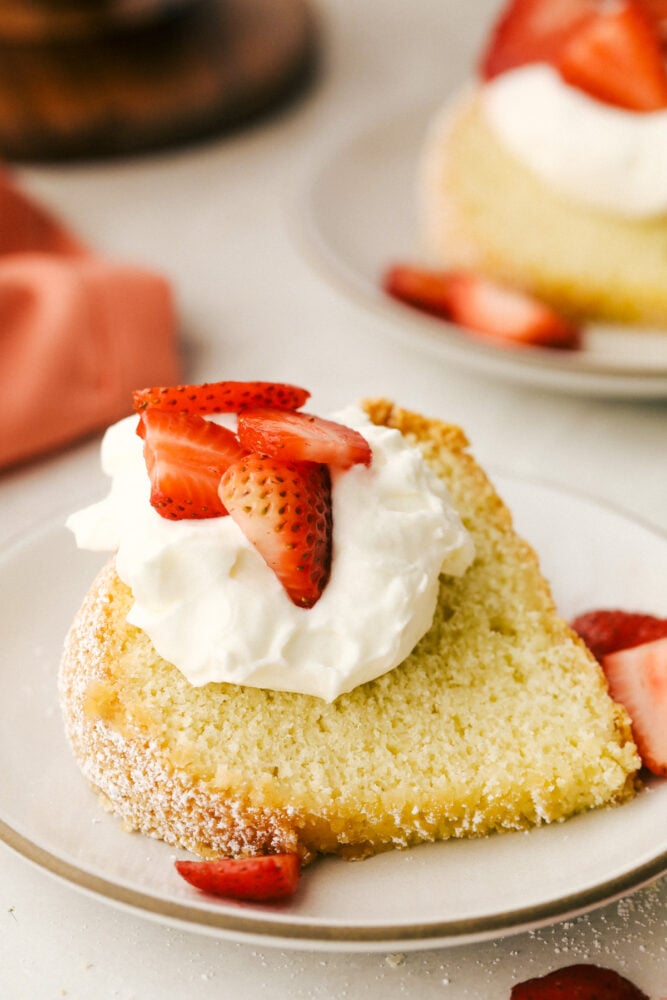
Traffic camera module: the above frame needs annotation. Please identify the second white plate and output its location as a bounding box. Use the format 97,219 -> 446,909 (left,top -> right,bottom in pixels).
297,102 -> 667,398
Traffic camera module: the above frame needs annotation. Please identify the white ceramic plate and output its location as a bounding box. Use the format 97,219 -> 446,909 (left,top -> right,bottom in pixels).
1,477 -> 666,952
297,103 -> 667,398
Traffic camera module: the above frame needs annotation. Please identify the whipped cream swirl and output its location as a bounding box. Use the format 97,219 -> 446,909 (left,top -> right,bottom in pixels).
481,64 -> 667,218
68,405 -> 474,701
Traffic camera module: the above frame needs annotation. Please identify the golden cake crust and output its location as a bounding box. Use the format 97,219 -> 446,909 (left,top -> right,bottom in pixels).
59,401 -> 640,862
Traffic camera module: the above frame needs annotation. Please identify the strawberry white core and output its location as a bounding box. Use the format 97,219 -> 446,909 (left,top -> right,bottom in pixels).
481,64 -> 667,218
67,405 -> 474,701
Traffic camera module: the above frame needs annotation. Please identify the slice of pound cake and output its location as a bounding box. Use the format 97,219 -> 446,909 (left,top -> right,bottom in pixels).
419,0 -> 667,329
59,391 -> 639,862
419,90 -> 667,328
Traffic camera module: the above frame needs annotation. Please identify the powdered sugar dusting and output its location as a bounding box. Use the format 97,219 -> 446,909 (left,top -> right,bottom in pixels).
59,564 -> 302,860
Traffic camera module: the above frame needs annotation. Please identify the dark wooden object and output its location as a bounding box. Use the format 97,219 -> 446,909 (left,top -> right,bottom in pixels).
0,0 -> 316,161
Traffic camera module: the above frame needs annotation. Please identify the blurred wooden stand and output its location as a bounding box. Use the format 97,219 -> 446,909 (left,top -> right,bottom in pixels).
0,0 -> 316,161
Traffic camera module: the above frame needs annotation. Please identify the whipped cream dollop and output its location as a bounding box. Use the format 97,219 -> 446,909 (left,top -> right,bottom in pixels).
68,405 -> 474,702
481,64 -> 667,218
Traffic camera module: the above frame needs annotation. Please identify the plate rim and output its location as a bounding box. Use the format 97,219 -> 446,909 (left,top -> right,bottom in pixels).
293,99 -> 667,398
1,477 -> 666,951
2,813 -> 665,951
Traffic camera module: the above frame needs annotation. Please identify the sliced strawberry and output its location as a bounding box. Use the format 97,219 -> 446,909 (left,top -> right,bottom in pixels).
138,409 -> 247,520
175,854 -> 301,903
133,380 -> 310,415
602,636 -> 667,776
511,963 -> 649,999
479,0 -> 593,80
637,0 -> 667,36
384,264 -> 454,319
443,271 -> 580,348
638,0 -> 667,21
571,608 -> 667,661
219,454 -> 333,608
237,408 -> 372,470
557,1 -> 667,111
384,265 -> 579,349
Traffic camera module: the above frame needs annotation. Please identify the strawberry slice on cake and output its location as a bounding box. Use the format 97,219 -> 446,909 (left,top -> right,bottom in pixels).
219,453 -> 334,609
481,0 -> 667,112
237,408 -> 372,468
133,379 -> 310,415
137,409 -> 247,520
134,379 -> 372,609
556,0 -> 667,111
480,0 -> 594,79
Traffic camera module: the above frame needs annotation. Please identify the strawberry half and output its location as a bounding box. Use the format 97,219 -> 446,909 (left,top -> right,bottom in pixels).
219,454 -> 333,608
385,265 -> 579,349
557,1 -> 667,112
602,636 -> 667,776
175,854 -> 301,903
384,264 -> 455,319
571,608 -> 667,661
480,0 -> 593,80
511,963 -> 649,999
133,380 -> 310,415
638,0 -> 667,37
237,408 -> 372,470
442,271 -> 580,348
138,409 -> 247,520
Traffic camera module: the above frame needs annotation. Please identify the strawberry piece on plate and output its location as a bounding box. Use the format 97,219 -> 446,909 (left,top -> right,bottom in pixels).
219,453 -> 333,608
384,265 -> 579,348
133,380 -> 310,415
384,264 -> 454,318
479,0 -> 593,80
511,963 -> 649,999
571,608 -> 667,661
138,409 -> 247,520
557,1 -> 667,111
175,854 -> 301,903
602,636 -> 667,776
238,408 -> 372,470
443,271 -> 580,348
637,0 -> 667,37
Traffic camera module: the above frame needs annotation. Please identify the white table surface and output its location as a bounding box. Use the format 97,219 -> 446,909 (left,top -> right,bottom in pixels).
1,0 -> 666,996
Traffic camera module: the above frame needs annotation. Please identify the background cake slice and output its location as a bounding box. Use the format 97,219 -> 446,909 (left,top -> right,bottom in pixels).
419,91 -> 667,328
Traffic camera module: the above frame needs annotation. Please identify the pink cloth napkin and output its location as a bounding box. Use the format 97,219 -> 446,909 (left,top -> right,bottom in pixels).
0,169 -> 181,469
